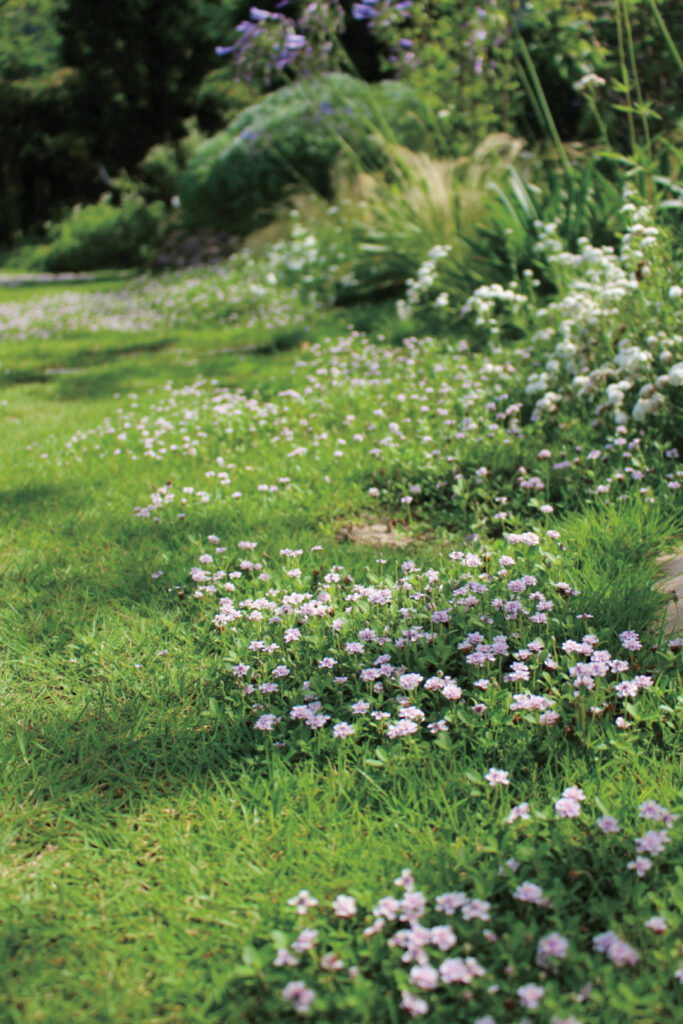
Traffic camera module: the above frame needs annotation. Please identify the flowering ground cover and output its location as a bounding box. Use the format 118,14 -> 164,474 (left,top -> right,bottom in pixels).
0,216 -> 681,1023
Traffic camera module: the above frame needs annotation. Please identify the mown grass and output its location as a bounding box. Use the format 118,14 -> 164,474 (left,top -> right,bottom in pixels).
0,271 -> 681,1024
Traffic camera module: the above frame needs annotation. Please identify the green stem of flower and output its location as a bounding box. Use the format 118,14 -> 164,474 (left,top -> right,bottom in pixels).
646,0 -> 683,77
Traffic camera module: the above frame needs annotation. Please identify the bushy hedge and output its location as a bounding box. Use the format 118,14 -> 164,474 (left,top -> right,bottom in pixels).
179,73 -> 433,234
44,194 -> 168,271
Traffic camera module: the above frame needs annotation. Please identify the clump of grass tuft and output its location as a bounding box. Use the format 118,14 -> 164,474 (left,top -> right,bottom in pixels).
559,498 -> 682,637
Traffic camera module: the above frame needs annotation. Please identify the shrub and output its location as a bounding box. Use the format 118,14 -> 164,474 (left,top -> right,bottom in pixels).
44,193 -> 168,271
178,73 -> 433,234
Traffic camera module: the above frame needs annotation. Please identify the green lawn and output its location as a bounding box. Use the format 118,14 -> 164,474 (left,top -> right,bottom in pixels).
0,268 -> 681,1024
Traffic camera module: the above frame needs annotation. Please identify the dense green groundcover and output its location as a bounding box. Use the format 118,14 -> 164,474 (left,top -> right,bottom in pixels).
0,219 -> 681,1022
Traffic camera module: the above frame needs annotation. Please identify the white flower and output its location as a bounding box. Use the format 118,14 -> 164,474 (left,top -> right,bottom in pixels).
574,72 -> 606,91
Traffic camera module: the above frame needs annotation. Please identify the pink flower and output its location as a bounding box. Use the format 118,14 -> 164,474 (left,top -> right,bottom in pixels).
435,891 -> 467,915
619,630 -> 642,651
320,952 -> 344,971
518,982 -> 545,1009
287,889 -> 318,914
398,672 -> 424,691
461,898 -> 491,921
254,714 -> 281,731
536,932 -> 569,967
273,948 -> 299,966
440,956 -> 485,984
291,928 -> 318,953
638,801 -> 678,827
554,797 -> 582,818
409,964 -> 439,990
429,925 -> 457,951
332,722 -> 355,739
514,882 -> 550,907
635,830 -> 670,856
281,980 -> 316,1014
485,767 -> 510,787
506,802 -> 530,823
400,991 -> 429,1017
593,931 -> 639,966
332,894 -> 357,918
562,786 -> 586,802
596,814 -> 620,834
627,856 -> 652,877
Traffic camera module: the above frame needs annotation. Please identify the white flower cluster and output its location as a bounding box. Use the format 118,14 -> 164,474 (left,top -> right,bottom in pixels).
524,203 -> 682,425
461,280 -> 528,337
397,188 -> 682,429
397,244 -> 452,320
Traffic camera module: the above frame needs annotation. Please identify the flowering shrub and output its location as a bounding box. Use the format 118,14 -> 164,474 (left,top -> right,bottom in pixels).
398,193 -> 683,435
215,0 -> 415,88
215,2 -> 348,88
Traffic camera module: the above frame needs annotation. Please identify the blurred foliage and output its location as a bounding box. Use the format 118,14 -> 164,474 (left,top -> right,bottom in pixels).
1,0 -> 683,258
0,0 -> 60,79
43,193 -> 169,271
0,0 -> 250,243
179,73 -> 433,233
408,1 -> 683,153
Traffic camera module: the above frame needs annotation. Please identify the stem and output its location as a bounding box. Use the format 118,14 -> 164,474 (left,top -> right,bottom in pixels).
646,0 -> 683,77
623,0 -> 651,159
616,0 -> 638,158
513,30 -> 573,181
586,93 -> 610,147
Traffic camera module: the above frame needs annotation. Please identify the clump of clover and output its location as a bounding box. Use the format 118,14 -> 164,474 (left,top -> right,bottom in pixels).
259,790 -> 681,1019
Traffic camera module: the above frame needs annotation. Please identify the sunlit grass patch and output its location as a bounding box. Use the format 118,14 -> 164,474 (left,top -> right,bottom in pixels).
0,225 -> 680,1023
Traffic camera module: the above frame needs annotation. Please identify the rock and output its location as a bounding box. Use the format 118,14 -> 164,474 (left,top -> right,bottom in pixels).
150,228 -> 240,270
656,550 -> 683,635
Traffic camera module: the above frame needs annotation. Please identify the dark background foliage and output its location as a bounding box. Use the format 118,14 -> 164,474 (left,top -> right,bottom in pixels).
2,0 -> 683,247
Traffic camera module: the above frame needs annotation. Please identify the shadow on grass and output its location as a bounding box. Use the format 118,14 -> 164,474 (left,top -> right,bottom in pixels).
3,699 -> 272,813
0,481 -> 73,518
0,481 -> 185,655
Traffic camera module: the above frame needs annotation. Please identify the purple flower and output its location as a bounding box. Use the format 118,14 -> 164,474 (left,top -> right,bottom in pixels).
250,6 -> 276,21
536,932 -> 569,967
281,980 -> 316,1014
596,814 -> 620,834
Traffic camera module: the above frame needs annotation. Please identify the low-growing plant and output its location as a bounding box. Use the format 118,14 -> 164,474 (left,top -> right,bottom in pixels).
44,192 -> 169,271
